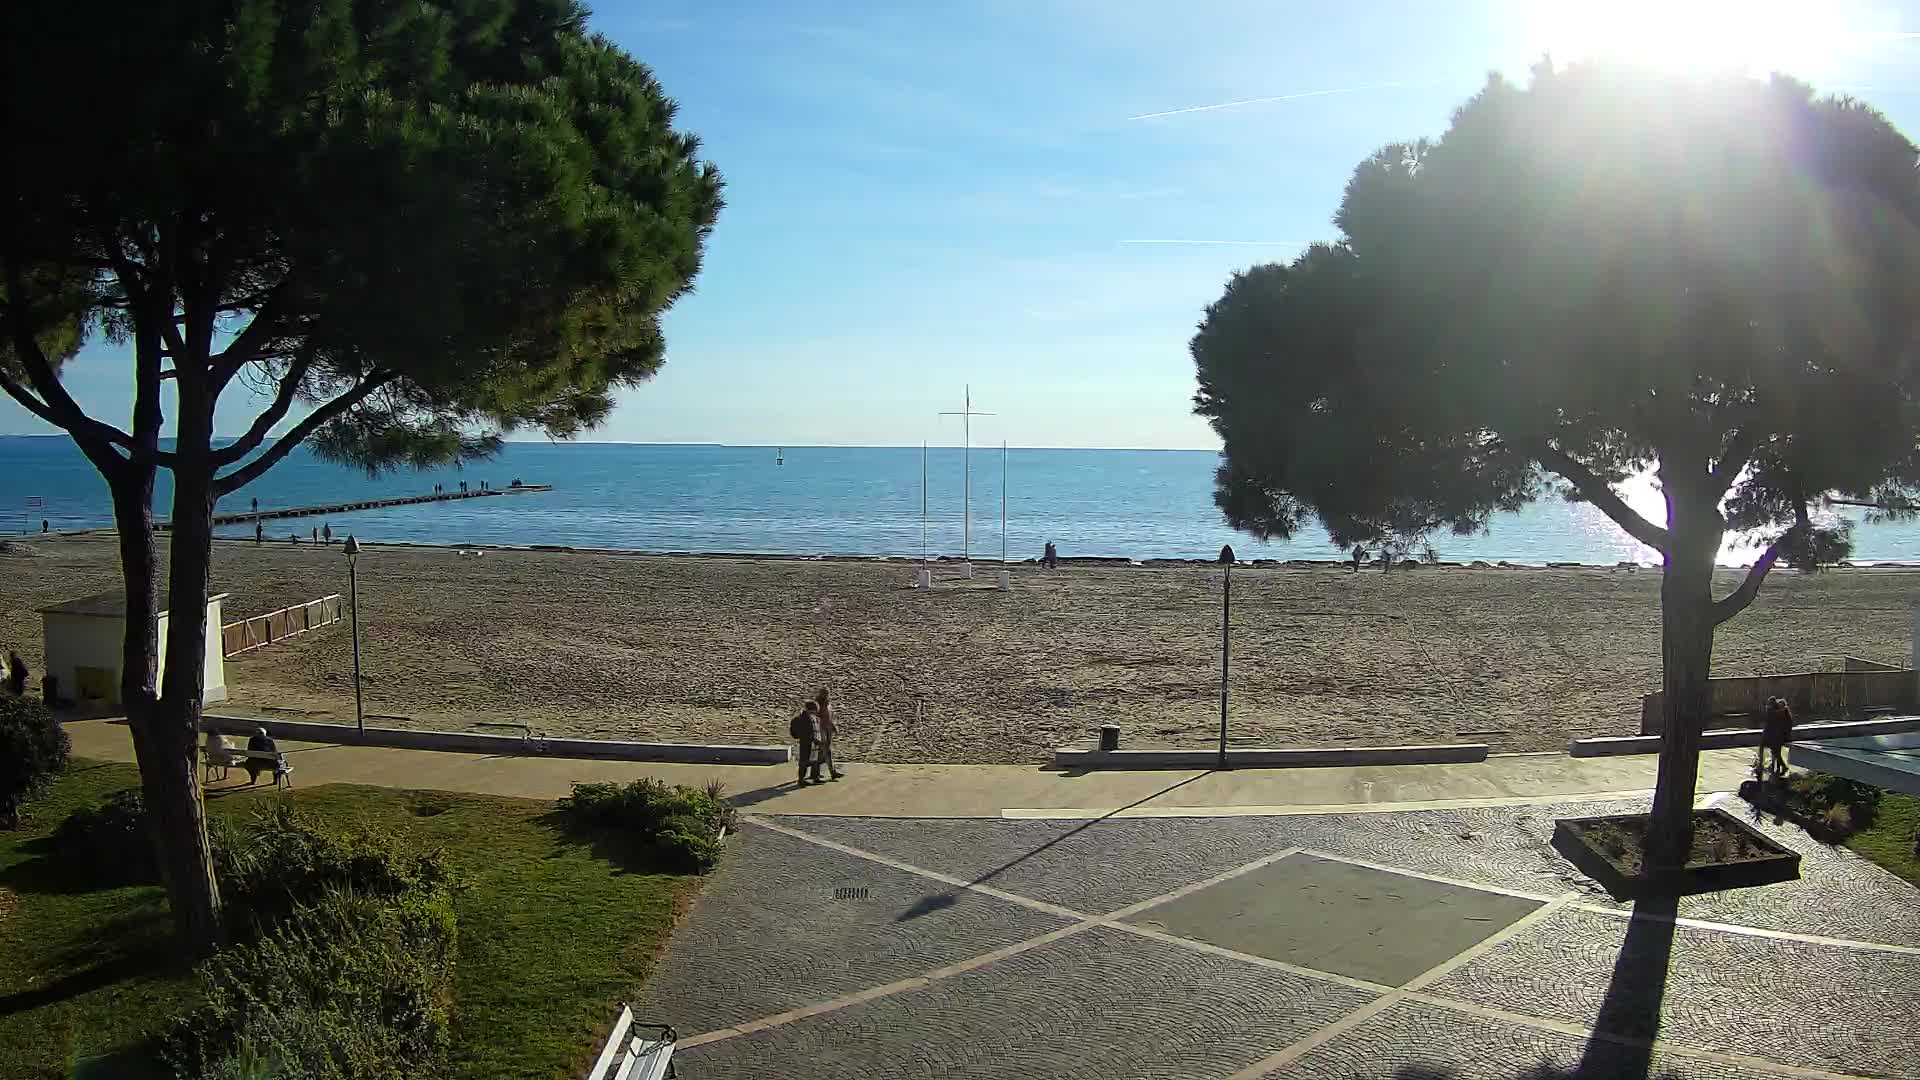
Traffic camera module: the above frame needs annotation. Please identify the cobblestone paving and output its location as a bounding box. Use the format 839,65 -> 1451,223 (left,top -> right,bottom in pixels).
635,823 -> 1073,1032
779,813 -> 1317,912
648,806 -> 1920,1079
1580,798 -> 1920,948
783,795 -> 1920,948
1265,999 -> 1796,1080
674,925 -> 1379,1080
1423,906 -> 1920,1078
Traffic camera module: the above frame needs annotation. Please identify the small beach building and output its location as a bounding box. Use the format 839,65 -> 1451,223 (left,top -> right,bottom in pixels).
37,591 -> 229,707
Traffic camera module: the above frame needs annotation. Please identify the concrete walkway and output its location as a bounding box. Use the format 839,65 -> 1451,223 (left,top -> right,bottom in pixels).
65,719 -> 1756,817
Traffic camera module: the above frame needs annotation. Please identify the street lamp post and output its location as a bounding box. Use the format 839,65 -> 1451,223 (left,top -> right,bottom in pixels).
1218,543 -> 1234,770
344,535 -> 364,736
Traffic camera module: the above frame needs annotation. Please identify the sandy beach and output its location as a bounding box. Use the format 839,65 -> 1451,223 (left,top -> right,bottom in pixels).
3,533 -> 1916,764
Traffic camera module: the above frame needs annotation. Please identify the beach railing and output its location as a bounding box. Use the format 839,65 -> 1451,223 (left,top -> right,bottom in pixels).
221,594 -> 345,658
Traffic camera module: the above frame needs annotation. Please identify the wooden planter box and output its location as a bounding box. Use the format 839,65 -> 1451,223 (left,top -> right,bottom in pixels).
1552,808 -> 1801,900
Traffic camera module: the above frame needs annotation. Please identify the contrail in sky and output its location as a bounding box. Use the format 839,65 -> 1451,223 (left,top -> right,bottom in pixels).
1128,84 -> 1398,121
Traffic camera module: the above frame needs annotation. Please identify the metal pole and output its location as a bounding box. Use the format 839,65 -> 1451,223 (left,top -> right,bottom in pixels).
349,554 -> 364,735
1219,562 -> 1229,768
1001,441 -> 1008,564
921,441 -> 928,564
963,385 -> 971,564
1218,543 -> 1234,769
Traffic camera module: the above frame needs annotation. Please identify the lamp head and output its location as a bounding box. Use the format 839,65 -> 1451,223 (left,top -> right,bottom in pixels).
1218,544 -> 1235,565
343,535 -> 361,558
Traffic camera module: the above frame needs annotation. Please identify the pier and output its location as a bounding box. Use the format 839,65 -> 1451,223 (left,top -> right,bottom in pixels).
160,484 -> 552,531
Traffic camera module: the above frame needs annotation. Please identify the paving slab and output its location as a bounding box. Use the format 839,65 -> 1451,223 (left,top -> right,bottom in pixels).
1422,905 -> 1920,1078
673,924 -> 1379,1080
1125,853 -> 1543,986
1264,998 -> 1799,1080
634,821 -> 1073,1032
773,797 -> 1920,950
776,813 -> 1322,913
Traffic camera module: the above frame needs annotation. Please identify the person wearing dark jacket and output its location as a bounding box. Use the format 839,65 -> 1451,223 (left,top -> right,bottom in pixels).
246,726 -> 281,785
1761,697 -> 1794,777
789,701 -> 823,786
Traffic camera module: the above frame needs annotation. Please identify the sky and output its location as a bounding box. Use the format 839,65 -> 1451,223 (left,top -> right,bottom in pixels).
7,0 -> 1920,450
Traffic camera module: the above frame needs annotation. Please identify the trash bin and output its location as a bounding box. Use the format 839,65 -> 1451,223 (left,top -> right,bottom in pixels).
1098,724 -> 1121,752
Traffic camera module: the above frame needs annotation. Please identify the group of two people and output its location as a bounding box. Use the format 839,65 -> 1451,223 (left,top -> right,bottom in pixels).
789,688 -> 844,786
203,725 -> 286,785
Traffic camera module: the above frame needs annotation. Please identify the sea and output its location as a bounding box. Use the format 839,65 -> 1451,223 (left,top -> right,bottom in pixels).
4,435 -> 1918,565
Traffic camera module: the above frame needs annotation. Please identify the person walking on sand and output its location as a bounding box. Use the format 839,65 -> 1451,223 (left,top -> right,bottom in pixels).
789,699 -> 824,786
815,687 -> 846,781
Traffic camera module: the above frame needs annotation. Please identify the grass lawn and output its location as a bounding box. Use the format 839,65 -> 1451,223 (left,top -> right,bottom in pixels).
1,761 -> 702,1080
1847,791 -> 1920,887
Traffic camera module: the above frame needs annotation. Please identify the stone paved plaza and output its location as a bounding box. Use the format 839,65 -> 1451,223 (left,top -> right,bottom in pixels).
639,795 -> 1920,1079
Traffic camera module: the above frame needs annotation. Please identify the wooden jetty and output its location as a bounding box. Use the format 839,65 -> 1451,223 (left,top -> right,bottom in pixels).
160,484 -> 552,531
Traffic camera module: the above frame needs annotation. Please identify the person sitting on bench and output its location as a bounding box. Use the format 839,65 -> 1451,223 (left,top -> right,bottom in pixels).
246,726 -> 283,785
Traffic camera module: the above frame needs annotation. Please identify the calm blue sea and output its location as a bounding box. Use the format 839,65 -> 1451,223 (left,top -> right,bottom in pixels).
4,435 -> 1918,564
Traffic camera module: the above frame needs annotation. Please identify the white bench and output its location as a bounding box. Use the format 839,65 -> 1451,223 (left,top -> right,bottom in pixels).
587,1004 -> 675,1080
201,743 -> 293,789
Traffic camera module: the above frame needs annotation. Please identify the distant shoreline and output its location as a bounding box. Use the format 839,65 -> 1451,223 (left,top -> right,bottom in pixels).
188,532 -> 1917,571
16,528 -> 1919,571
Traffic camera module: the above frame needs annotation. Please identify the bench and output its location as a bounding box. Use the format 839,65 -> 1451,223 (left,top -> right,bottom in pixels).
200,743 -> 293,789
587,1004 -> 675,1080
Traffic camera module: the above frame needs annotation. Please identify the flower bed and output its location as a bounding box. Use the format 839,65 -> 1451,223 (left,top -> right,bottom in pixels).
1553,808 -> 1801,899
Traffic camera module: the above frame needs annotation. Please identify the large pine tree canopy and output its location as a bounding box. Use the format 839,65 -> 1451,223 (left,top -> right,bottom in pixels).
1,0 -> 723,480
1194,62 -> 1920,568
0,0 -> 723,947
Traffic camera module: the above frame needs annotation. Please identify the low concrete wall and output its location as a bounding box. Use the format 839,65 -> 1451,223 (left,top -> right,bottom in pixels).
1052,743 -> 1489,770
202,714 -> 789,765
1570,715 -> 1920,757
1638,669 -> 1919,734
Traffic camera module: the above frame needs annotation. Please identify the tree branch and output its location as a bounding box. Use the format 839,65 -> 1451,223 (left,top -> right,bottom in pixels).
211,354 -> 314,467
2,266 -> 173,466
1710,427 -> 1761,495
1530,441 -> 1671,551
212,371 -> 396,495
208,281 -> 293,390
0,372 -> 65,429
1714,501 -> 1811,624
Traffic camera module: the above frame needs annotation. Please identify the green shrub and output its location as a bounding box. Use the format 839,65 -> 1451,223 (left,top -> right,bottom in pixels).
168,805 -> 459,1080
1786,770 -> 1883,835
163,884 -> 457,1080
212,801 -> 457,937
52,787 -> 156,883
0,695 -> 69,826
556,778 -> 733,872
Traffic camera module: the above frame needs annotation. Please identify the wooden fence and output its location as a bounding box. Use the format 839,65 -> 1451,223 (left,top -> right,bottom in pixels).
1639,666 -> 1919,734
221,594 -> 344,658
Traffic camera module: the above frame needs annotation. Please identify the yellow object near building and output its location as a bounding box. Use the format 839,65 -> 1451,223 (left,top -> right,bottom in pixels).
37,591 -> 230,707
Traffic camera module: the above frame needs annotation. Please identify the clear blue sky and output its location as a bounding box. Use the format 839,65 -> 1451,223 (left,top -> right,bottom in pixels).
7,0 -> 1917,449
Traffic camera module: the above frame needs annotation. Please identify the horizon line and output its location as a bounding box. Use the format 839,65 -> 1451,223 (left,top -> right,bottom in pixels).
0,432 -> 1224,454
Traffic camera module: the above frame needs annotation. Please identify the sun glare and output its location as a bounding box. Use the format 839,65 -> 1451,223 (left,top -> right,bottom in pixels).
1526,0 -> 1845,77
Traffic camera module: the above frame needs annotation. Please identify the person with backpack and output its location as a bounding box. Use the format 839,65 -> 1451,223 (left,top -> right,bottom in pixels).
789,699 -> 823,786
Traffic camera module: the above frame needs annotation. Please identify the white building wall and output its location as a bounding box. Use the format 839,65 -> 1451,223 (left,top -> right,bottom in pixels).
41,599 -> 228,707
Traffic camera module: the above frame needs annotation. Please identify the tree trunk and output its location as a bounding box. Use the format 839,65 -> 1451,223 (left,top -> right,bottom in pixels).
149,420 -> 224,947
1645,493 -> 1722,868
